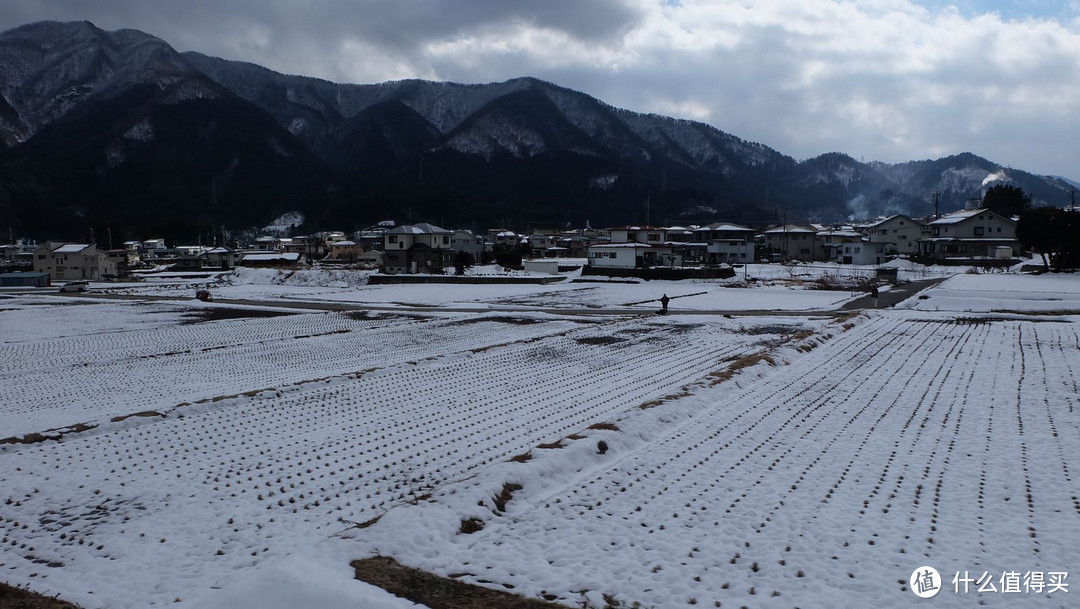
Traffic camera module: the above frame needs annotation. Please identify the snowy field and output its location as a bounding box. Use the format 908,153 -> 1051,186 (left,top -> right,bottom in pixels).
1,270 -> 1078,609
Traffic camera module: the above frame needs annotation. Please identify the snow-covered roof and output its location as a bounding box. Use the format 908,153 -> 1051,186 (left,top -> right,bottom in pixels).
242,252 -> 302,262
386,223 -> 452,235
817,230 -> 862,238
589,243 -> 654,249
696,222 -> 754,232
331,240 -> 357,247
763,225 -> 816,234
52,243 -> 91,253
866,214 -> 920,228
928,208 -> 1010,225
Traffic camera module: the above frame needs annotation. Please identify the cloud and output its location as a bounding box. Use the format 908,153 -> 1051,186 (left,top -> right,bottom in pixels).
0,0 -> 1078,176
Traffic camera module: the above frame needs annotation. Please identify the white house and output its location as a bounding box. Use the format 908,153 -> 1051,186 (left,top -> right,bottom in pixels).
692,222 -> 756,264
587,243 -> 654,268
919,208 -> 1018,262
33,242 -> 118,281
837,240 -> 888,265
864,215 -> 925,255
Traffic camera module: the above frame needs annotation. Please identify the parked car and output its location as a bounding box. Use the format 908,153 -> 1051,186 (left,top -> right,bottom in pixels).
58,280 -> 89,293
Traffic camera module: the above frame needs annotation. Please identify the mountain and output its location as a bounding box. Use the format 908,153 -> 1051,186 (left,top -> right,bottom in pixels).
1,20 -> 1075,242
0,21 -> 346,243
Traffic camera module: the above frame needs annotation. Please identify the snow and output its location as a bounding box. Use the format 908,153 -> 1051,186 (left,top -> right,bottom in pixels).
901,272 -> 1080,313
2,266 -> 1078,609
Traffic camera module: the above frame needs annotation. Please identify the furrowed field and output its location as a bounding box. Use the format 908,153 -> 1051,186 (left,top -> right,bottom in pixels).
1,274 -> 1078,609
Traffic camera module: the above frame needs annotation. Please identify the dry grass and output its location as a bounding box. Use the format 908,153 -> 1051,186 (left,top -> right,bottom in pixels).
0,582 -> 82,609
706,351 -> 777,386
351,556 -> 569,608
586,422 -> 620,432
493,483 -> 523,513
109,410 -> 164,423
0,423 -> 97,446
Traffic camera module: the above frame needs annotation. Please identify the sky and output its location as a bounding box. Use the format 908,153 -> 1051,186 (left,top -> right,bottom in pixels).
1,0 -> 1078,178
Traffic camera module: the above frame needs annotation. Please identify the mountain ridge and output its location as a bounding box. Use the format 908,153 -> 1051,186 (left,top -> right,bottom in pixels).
0,20 -> 1074,242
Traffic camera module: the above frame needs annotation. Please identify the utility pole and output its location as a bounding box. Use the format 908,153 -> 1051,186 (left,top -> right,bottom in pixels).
931,191 -> 940,219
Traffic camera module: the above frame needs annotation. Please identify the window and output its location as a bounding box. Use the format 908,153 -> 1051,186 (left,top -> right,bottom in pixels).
647,233 -> 660,241
388,235 -> 398,244
974,227 -> 984,236
442,236 -> 449,245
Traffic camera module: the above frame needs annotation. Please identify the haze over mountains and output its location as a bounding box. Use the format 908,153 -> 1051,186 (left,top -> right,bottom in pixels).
0,20 -> 1074,242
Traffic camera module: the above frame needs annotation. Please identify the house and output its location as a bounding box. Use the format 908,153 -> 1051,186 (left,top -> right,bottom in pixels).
587,243 -> 658,268
205,246 -> 241,269
817,228 -> 863,263
105,248 -> 141,275
382,223 -> 454,274
356,250 -> 383,268
451,230 -> 486,260
762,225 -> 821,261
33,242 -> 118,281
527,233 -> 555,256
253,236 -> 284,251
285,235 -> 328,260
863,215 -> 926,255
918,208 -> 1019,262
142,239 -> 167,253
607,226 -> 667,245
327,240 -> 364,262
838,240 -> 888,265
692,222 -> 756,264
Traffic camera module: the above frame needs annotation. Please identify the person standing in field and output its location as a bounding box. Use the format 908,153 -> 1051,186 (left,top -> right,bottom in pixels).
660,293 -> 670,314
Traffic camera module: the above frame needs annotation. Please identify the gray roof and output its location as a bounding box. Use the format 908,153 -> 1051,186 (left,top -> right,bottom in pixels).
386,223 -> 452,235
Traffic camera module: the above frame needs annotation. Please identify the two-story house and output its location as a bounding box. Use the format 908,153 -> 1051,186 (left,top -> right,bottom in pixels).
919,208 -> 1018,262
692,222 -> 756,264
863,215 -> 926,255
762,225 -> 821,261
33,242 -> 118,281
382,223 -> 454,274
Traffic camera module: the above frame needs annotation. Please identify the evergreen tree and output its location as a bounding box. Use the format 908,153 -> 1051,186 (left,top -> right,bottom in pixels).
982,185 -> 1031,217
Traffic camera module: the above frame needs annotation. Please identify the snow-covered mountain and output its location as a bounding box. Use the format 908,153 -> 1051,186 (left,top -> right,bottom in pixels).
0,20 -> 1075,241
0,21 -> 220,147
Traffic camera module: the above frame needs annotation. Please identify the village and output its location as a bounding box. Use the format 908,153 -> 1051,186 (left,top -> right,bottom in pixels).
0,206 -> 1021,287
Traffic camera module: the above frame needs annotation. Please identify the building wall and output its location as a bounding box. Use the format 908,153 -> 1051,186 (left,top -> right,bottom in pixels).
33,245 -> 118,281
866,216 -> 924,254
589,247 -> 640,268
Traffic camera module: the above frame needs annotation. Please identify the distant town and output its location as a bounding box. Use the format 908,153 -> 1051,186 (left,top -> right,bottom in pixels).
1,206 -> 1023,287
